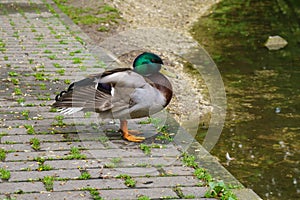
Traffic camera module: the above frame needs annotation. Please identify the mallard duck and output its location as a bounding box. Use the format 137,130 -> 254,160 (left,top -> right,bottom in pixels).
52,52 -> 173,142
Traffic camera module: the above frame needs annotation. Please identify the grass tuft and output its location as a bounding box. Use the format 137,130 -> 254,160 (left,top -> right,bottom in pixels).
0,168 -> 11,180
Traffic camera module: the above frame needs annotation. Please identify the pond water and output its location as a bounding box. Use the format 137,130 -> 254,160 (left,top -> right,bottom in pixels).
191,0 -> 300,199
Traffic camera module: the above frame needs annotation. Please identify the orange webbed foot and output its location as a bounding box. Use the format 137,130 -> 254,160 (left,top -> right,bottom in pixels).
120,120 -> 145,142
123,132 -> 145,142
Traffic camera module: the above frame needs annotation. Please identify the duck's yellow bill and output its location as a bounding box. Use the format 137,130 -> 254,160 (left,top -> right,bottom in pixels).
160,66 -> 177,78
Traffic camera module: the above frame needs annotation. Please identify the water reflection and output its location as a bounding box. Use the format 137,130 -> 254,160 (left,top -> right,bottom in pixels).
191,0 -> 300,199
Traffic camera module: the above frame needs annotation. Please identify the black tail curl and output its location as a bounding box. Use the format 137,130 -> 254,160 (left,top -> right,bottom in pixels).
55,82 -> 75,101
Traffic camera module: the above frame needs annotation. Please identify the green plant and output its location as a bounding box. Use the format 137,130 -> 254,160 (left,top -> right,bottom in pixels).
21,110 -> 30,119
140,144 -> 151,155
49,108 -> 57,112
81,187 -> 103,200
34,156 -> 45,163
64,79 -> 71,84
34,72 -> 49,81
84,112 -> 92,118
0,168 -> 11,180
13,31 -> 19,38
182,152 -> 237,199
194,168 -> 213,185
10,78 -> 20,85
24,124 -> 35,134
35,157 -> 53,171
38,164 -> 53,171
0,39 -> 6,52
25,103 -> 35,107
138,118 -> 152,124
137,196 -> 151,200
64,146 -> 86,160
116,174 -> 136,187
4,141 -> 16,144
140,143 -> 163,155
0,132 -> 8,140
111,157 -> 121,164
52,115 -> 66,126
75,36 -> 84,45
173,186 -> 195,199
17,97 -> 25,104
59,40 -> 68,45
79,65 -> 87,71
0,149 -> 6,161
205,181 -> 237,200
182,153 -> 198,168
79,171 -> 91,180
44,49 -> 52,53
43,49 -> 52,53
53,63 -> 62,68
42,176 -> 54,191
35,34 -> 44,41
48,55 -> 57,60
8,71 -> 19,77
72,57 -> 83,64
56,69 -> 65,75
98,136 -> 109,143
98,25 -> 109,32
69,50 -> 81,56
39,83 -> 47,90
14,88 -> 22,95
104,157 -> 121,168
37,95 -> 51,101
140,118 -> 173,142
30,137 -> 41,150
104,162 -> 115,168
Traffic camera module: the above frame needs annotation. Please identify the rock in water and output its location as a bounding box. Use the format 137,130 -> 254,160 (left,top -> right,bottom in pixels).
264,35 -> 288,50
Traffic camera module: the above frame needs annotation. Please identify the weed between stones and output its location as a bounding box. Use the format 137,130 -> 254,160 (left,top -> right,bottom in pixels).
181,153 -> 238,199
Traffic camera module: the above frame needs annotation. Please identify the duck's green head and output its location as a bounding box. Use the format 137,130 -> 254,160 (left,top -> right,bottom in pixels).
133,52 -> 163,76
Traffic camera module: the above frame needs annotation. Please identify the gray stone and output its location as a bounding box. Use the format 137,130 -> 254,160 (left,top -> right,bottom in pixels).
0,182 -> 45,193
265,35 -> 288,50
13,191 -> 91,200
180,186 -> 209,198
99,188 -> 177,199
10,169 -> 81,182
53,179 -> 127,191
134,176 -> 199,188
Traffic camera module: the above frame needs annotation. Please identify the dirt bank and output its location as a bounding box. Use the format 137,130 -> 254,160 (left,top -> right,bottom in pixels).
66,0 -> 220,124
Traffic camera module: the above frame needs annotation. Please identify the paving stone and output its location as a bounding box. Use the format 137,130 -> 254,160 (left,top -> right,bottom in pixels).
82,148 -> 145,159
53,179 -> 127,191
12,191 -> 91,200
44,159 -> 102,170
0,161 -> 39,171
101,156 -> 183,168
1,134 -> 78,144
10,169 -> 81,182
5,149 -> 75,161
87,167 -> 160,178
0,143 -> 33,152
99,187 -> 177,199
41,141 -> 105,151
180,186 -> 210,198
0,181 -> 45,193
149,145 -> 182,157
134,176 -> 200,188
162,166 -> 195,176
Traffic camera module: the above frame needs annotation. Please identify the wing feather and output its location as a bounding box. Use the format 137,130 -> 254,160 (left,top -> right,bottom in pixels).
52,68 -> 162,118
